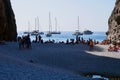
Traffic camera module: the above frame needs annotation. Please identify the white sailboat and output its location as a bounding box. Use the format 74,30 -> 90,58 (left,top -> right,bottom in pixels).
37,17 -> 44,35
46,12 -> 52,37
31,17 -> 39,35
31,17 -> 44,35
24,21 -> 30,34
73,16 -> 83,36
51,17 -> 61,34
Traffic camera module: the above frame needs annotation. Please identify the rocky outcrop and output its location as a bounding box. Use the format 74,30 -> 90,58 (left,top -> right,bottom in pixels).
0,0 -> 17,41
107,0 -> 120,43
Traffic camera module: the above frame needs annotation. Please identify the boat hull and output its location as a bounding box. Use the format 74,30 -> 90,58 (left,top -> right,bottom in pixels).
83,30 -> 93,35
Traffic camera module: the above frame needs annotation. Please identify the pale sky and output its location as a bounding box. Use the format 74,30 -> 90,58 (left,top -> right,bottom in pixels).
11,0 -> 115,32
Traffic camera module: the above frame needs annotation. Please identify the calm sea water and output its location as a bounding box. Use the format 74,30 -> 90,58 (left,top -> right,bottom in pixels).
18,31 -> 106,43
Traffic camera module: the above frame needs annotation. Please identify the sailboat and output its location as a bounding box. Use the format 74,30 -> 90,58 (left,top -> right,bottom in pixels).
51,17 -> 61,34
24,21 -> 30,34
30,17 -> 39,35
73,16 -> 83,36
31,17 -> 44,35
37,17 -> 44,35
46,12 -> 52,37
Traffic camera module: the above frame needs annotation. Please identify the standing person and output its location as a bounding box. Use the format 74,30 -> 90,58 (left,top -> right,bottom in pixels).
18,36 -> 25,49
18,36 -> 22,49
89,39 -> 93,51
38,35 -> 42,43
21,36 -> 25,49
76,35 -> 79,44
35,35 -> 38,42
66,39 -> 69,44
26,34 -> 31,49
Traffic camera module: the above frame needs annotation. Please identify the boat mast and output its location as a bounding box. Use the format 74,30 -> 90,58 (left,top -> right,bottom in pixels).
49,12 -> 52,32
55,17 -> 57,32
28,21 -> 30,32
35,18 -> 37,31
78,16 -> 79,31
37,16 -> 39,31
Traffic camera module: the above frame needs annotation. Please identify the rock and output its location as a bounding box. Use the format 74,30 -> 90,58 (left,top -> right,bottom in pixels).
0,0 -> 17,41
107,0 -> 120,43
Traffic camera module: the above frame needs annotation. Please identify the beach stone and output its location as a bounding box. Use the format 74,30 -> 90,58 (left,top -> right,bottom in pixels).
0,0 -> 17,41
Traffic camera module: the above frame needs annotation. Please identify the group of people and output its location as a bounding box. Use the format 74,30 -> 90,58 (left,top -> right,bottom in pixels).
100,40 -> 111,45
108,44 -> 120,52
17,34 -> 100,51
66,36 -> 99,50
100,39 -> 120,52
108,45 -> 118,52
18,34 -> 31,49
32,35 -> 43,43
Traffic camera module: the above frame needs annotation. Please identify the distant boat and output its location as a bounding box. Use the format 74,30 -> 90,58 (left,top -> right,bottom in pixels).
46,31 -> 52,37
46,12 -> 52,37
30,30 -> 39,35
73,30 -> 83,35
39,32 -> 44,35
23,21 -> 31,35
73,16 -> 83,36
36,17 -> 44,35
83,30 -> 93,35
30,18 -> 39,35
31,17 -> 44,35
23,31 -> 30,34
51,17 -> 61,34
51,31 -> 61,34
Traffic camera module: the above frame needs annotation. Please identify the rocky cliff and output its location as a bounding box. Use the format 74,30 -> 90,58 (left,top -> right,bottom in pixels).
107,0 -> 120,43
0,0 -> 17,41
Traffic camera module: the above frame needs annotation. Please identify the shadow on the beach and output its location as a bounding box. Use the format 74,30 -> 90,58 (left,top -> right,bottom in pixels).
28,44 -> 120,78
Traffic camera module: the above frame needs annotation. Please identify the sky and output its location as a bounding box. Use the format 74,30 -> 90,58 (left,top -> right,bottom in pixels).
11,0 -> 115,32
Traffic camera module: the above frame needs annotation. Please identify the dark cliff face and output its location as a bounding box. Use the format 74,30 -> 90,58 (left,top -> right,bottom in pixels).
0,0 -> 17,41
107,0 -> 120,43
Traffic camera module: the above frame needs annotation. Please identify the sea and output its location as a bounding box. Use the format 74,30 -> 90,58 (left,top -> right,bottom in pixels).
18,31 -> 106,43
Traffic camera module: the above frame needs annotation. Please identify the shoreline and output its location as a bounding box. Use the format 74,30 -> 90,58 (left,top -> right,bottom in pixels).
18,31 -> 106,43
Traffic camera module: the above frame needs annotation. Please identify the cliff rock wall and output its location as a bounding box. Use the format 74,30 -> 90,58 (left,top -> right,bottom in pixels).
0,0 -> 17,41
107,0 -> 120,43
